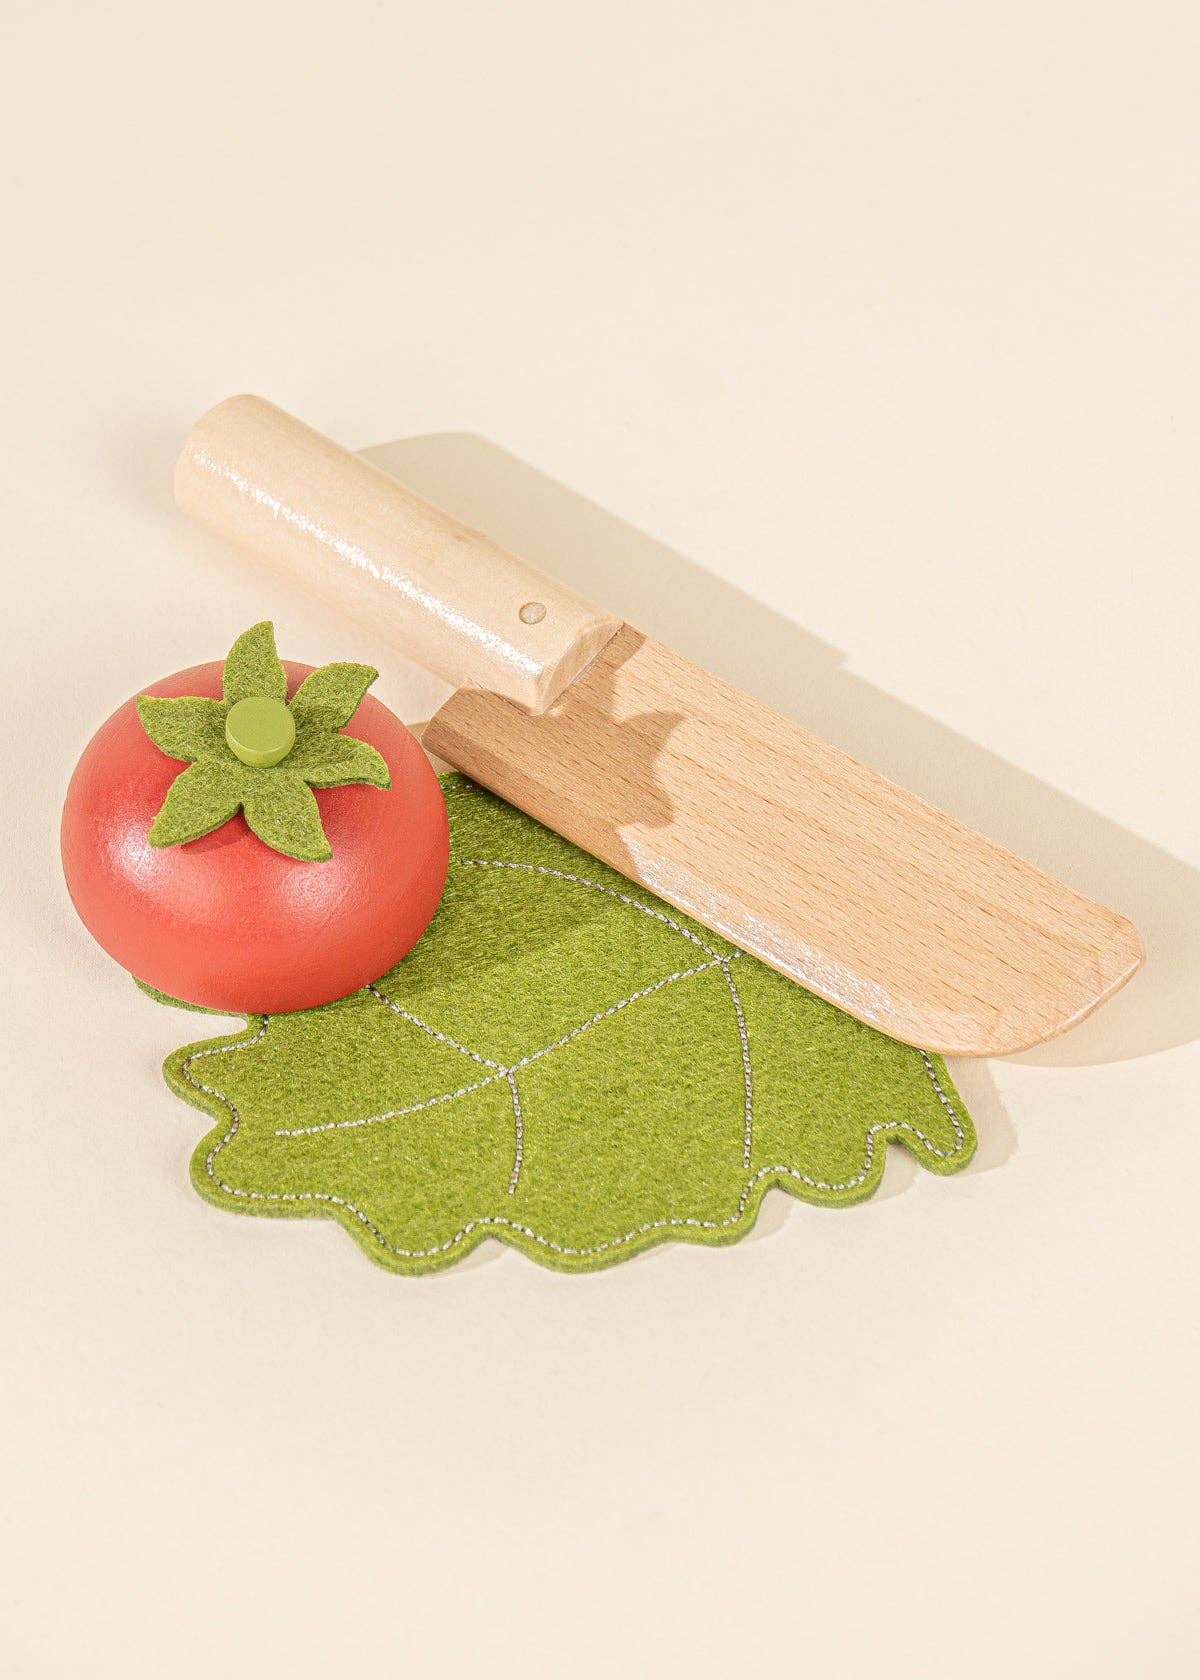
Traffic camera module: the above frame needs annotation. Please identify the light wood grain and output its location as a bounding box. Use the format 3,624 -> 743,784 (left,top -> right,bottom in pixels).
174,396 -> 622,712
425,627 -> 1143,1055
176,395 -> 1143,1054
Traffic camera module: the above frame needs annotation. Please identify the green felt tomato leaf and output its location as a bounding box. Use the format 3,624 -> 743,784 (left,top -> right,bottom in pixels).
290,662 -> 380,730
138,624 -> 389,861
288,733 -> 391,789
147,760 -> 246,847
222,621 -> 288,705
242,771 -> 332,861
149,776 -> 977,1276
135,695 -> 228,763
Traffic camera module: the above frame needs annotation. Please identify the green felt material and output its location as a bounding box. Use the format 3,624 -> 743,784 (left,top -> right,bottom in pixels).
223,620 -> 288,704
137,623 -> 389,861
149,775 -> 976,1275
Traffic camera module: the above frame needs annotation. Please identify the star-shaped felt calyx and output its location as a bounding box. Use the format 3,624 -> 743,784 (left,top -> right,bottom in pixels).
136,623 -> 390,862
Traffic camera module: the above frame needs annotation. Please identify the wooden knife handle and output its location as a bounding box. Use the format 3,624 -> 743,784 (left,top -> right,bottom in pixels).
174,395 -> 621,712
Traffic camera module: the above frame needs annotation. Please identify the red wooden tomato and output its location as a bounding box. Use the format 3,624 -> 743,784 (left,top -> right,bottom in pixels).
61,660 -> 449,1013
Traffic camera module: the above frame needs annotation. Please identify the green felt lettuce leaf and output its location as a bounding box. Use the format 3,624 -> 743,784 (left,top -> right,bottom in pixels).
149,775 -> 977,1276
137,622 -> 389,861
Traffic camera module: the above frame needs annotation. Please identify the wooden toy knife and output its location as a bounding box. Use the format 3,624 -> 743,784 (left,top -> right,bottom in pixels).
174,395 -> 1143,1055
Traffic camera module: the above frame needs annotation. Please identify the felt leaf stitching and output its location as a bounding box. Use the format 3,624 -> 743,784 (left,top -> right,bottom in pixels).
137,622 -> 390,861
150,776 -> 977,1275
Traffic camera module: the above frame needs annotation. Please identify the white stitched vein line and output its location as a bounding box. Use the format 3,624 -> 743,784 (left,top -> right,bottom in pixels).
917,1051 -> 966,1151
502,960 -> 724,1076
718,958 -> 754,1168
275,1072 -> 503,1138
506,1074 -> 524,1196
191,1018 -> 269,1185
456,852 -> 753,1164
364,986 -> 504,1071
456,859 -> 720,959
175,796 -> 969,1261
183,1016 -> 969,1261
279,958 -> 727,1139
182,1022 -> 967,1261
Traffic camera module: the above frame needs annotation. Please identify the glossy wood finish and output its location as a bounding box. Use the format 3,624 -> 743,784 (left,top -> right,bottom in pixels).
424,627 -> 1144,1055
174,396 -> 621,713
177,397 -> 1142,1054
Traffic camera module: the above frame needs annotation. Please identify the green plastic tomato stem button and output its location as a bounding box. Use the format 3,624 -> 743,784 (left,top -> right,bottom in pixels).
225,696 -> 296,767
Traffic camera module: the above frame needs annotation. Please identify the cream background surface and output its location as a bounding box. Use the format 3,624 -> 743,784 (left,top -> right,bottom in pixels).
2,4 -> 1197,1675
